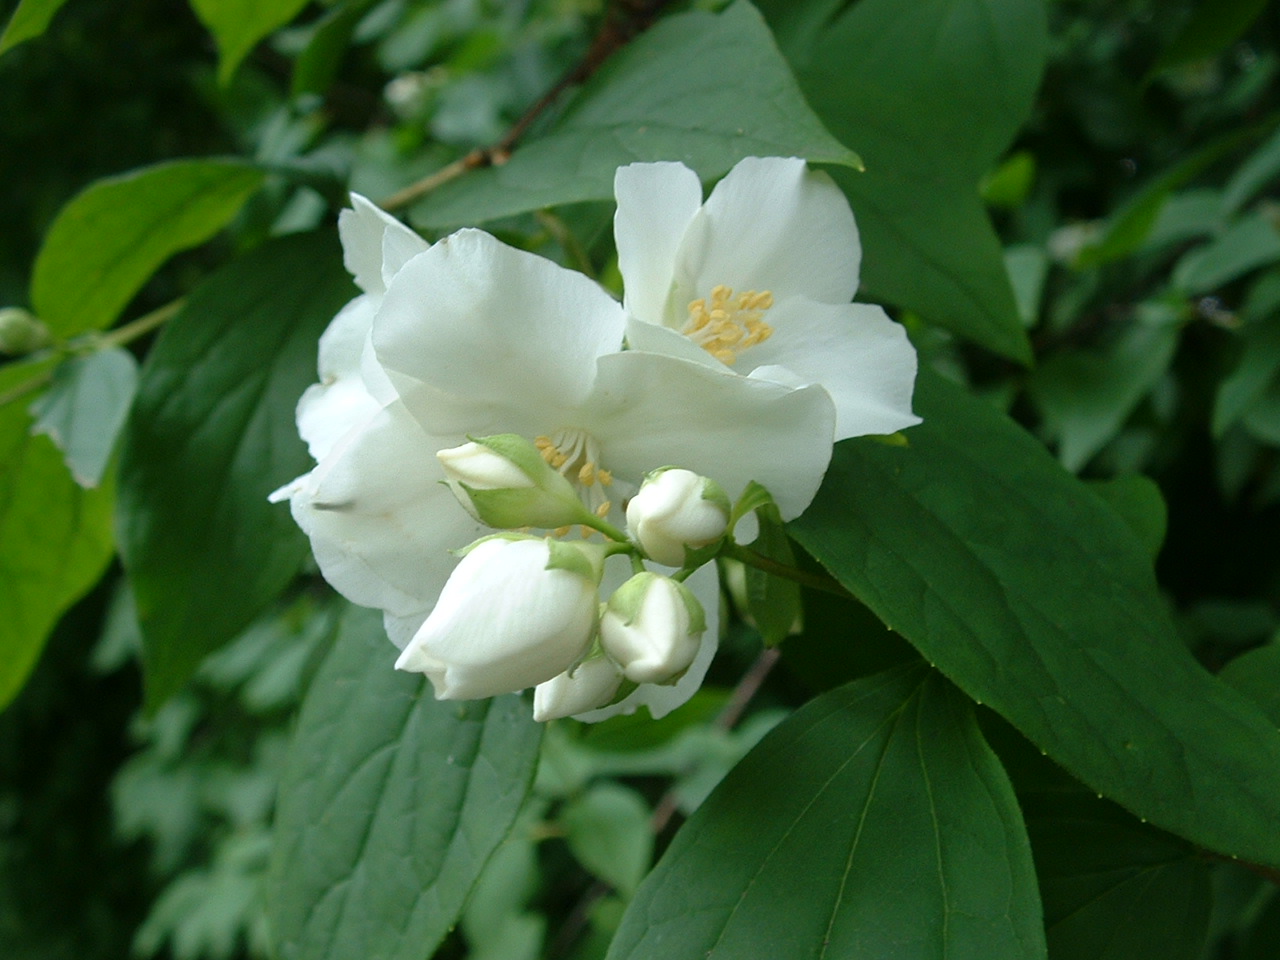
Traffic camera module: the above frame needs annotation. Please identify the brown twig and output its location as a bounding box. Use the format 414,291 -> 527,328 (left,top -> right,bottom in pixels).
379,0 -> 675,212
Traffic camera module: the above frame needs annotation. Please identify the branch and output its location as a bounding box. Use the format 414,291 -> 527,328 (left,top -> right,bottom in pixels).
379,0 -> 675,212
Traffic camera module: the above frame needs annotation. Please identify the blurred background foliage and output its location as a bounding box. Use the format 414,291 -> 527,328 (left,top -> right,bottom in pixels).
2,0 -> 1280,957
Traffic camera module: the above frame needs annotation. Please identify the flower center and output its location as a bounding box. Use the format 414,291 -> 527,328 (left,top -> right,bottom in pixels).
535,429 -> 614,533
681,285 -> 774,365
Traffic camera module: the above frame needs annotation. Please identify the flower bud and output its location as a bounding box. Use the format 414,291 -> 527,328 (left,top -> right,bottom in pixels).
438,434 -> 589,529
599,573 -> 706,684
532,655 -> 624,722
0,308 -> 51,356
396,536 -> 604,699
626,468 -> 729,567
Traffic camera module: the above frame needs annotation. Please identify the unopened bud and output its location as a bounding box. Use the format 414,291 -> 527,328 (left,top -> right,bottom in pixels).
0,308 -> 51,356
532,655 -> 624,721
626,468 -> 729,567
599,573 -> 705,685
438,434 -> 589,529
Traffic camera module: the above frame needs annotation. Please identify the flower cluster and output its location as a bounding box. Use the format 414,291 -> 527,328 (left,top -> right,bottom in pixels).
272,157 -> 920,722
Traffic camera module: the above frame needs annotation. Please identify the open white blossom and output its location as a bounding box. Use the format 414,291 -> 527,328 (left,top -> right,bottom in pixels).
274,223 -> 838,719
614,156 -> 920,441
295,195 -> 429,462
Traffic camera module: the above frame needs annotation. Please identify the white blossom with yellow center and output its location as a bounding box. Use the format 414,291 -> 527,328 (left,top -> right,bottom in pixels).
274,222 -> 838,720
614,156 -> 921,441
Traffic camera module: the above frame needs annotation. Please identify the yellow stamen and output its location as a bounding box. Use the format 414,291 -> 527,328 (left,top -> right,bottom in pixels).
578,461 -> 596,486
682,285 -> 775,365
595,500 -> 612,518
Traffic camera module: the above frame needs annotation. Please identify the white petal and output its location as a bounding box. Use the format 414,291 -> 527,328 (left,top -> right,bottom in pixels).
623,315 -> 721,370
614,162 -> 703,326
583,351 -> 836,521
743,298 -> 920,440
339,194 -> 427,294
286,400 -> 484,617
673,157 -> 861,309
533,657 -> 623,722
296,296 -> 383,461
373,229 -> 626,417
575,562 -> 720,722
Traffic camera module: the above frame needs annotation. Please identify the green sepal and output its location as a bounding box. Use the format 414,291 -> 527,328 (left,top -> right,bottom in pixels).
544,538 -> 606,583
460,482 -> 589,530
606,571 -> 707,636
729,480 -> 776,532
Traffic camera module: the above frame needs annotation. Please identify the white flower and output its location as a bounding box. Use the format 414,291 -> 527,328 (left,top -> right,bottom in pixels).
275,227 -> 836,717
600,572 -> 704,684
626,467 -> 729,567
614,156 -> 921,441
295,194 -> 429,462
396,537 -> 602,699
533,655 -> 624,722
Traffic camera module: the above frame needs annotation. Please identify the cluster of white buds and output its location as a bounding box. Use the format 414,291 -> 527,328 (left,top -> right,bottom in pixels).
398,436 -> 735,719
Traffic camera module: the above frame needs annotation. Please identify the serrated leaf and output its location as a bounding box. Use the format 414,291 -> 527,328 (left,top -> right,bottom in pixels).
0,361 -> 114,710
790,369 -> 1280,867
269,604 -> 542,960
0,0 -> 72,55
117,231 -> 355,709
29,347 -> 138,488
607,667 -> 1046,960
787,0 -> 1046,363
189,0 -> 311,85
415,2 -> 858,229
31,159 -> 265,338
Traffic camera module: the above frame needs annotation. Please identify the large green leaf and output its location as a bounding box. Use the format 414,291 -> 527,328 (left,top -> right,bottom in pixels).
189,0 -> 312,84
270,604 -> 543,960
117,231 -> 354,709
31,160 -> 265,338
0,360 -> 115,710
608,667 -> 1045,960
790,369 -> 1280,866
0,0 -> 72,55
779,0 -> 1047,363
415,1 -> 858,229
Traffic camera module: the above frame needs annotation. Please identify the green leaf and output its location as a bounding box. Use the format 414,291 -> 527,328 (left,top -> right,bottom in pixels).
269,603 -> 542,960
1220,644 -> 1280,726
1087,475 -> 1168,560
1173,213 -> 1280,294
415,2 -> 858,228
1077,126 -> 1264,268
1214,317 -> 1280,436
1151,0 -> 1271,75
117,231 -> 355,709
0,361 -> 114,710
292,1 -> 371,97
787,0 -> 1047,363
1224,125 -> 1280,214
29,347 -> 138,488
0,0 -> 71,55
1025,791 -> 1212,960
1030,320 -> 1181,472
607,667 -> 1046,960
31,159 -> 265,338
789,369 -> 1280,867
561,783 -> 653,897
189,0 -> 311,85
742,504 -> 801,646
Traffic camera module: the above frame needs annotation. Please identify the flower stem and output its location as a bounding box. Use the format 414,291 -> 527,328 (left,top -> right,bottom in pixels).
722,541 -> 852,599
0,297 -> 184,409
